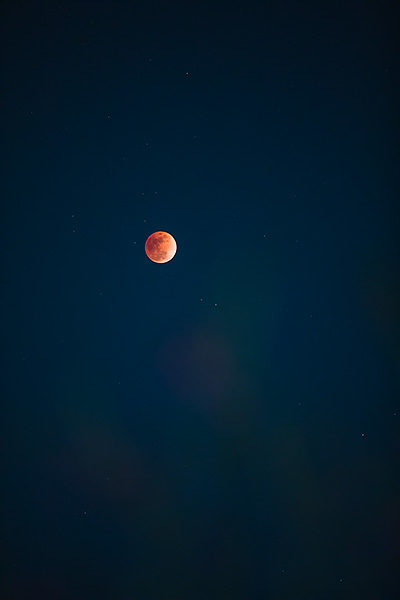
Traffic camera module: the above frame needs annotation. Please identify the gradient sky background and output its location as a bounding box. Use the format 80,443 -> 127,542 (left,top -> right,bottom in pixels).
1,1 -> 399,598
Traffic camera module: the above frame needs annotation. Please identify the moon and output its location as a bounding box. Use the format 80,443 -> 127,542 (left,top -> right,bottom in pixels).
145,231 -> 177,263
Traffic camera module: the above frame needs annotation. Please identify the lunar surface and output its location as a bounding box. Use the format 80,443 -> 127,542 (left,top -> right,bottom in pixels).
145,231 -> 177,263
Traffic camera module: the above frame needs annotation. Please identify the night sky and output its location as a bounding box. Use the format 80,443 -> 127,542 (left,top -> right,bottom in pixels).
2,1 -> 399,598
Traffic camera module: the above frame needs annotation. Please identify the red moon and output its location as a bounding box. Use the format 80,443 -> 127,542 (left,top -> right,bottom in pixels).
145,231 -> 177,263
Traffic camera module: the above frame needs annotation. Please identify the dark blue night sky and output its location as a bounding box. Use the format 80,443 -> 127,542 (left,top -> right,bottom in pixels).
2,1 -> 399,598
